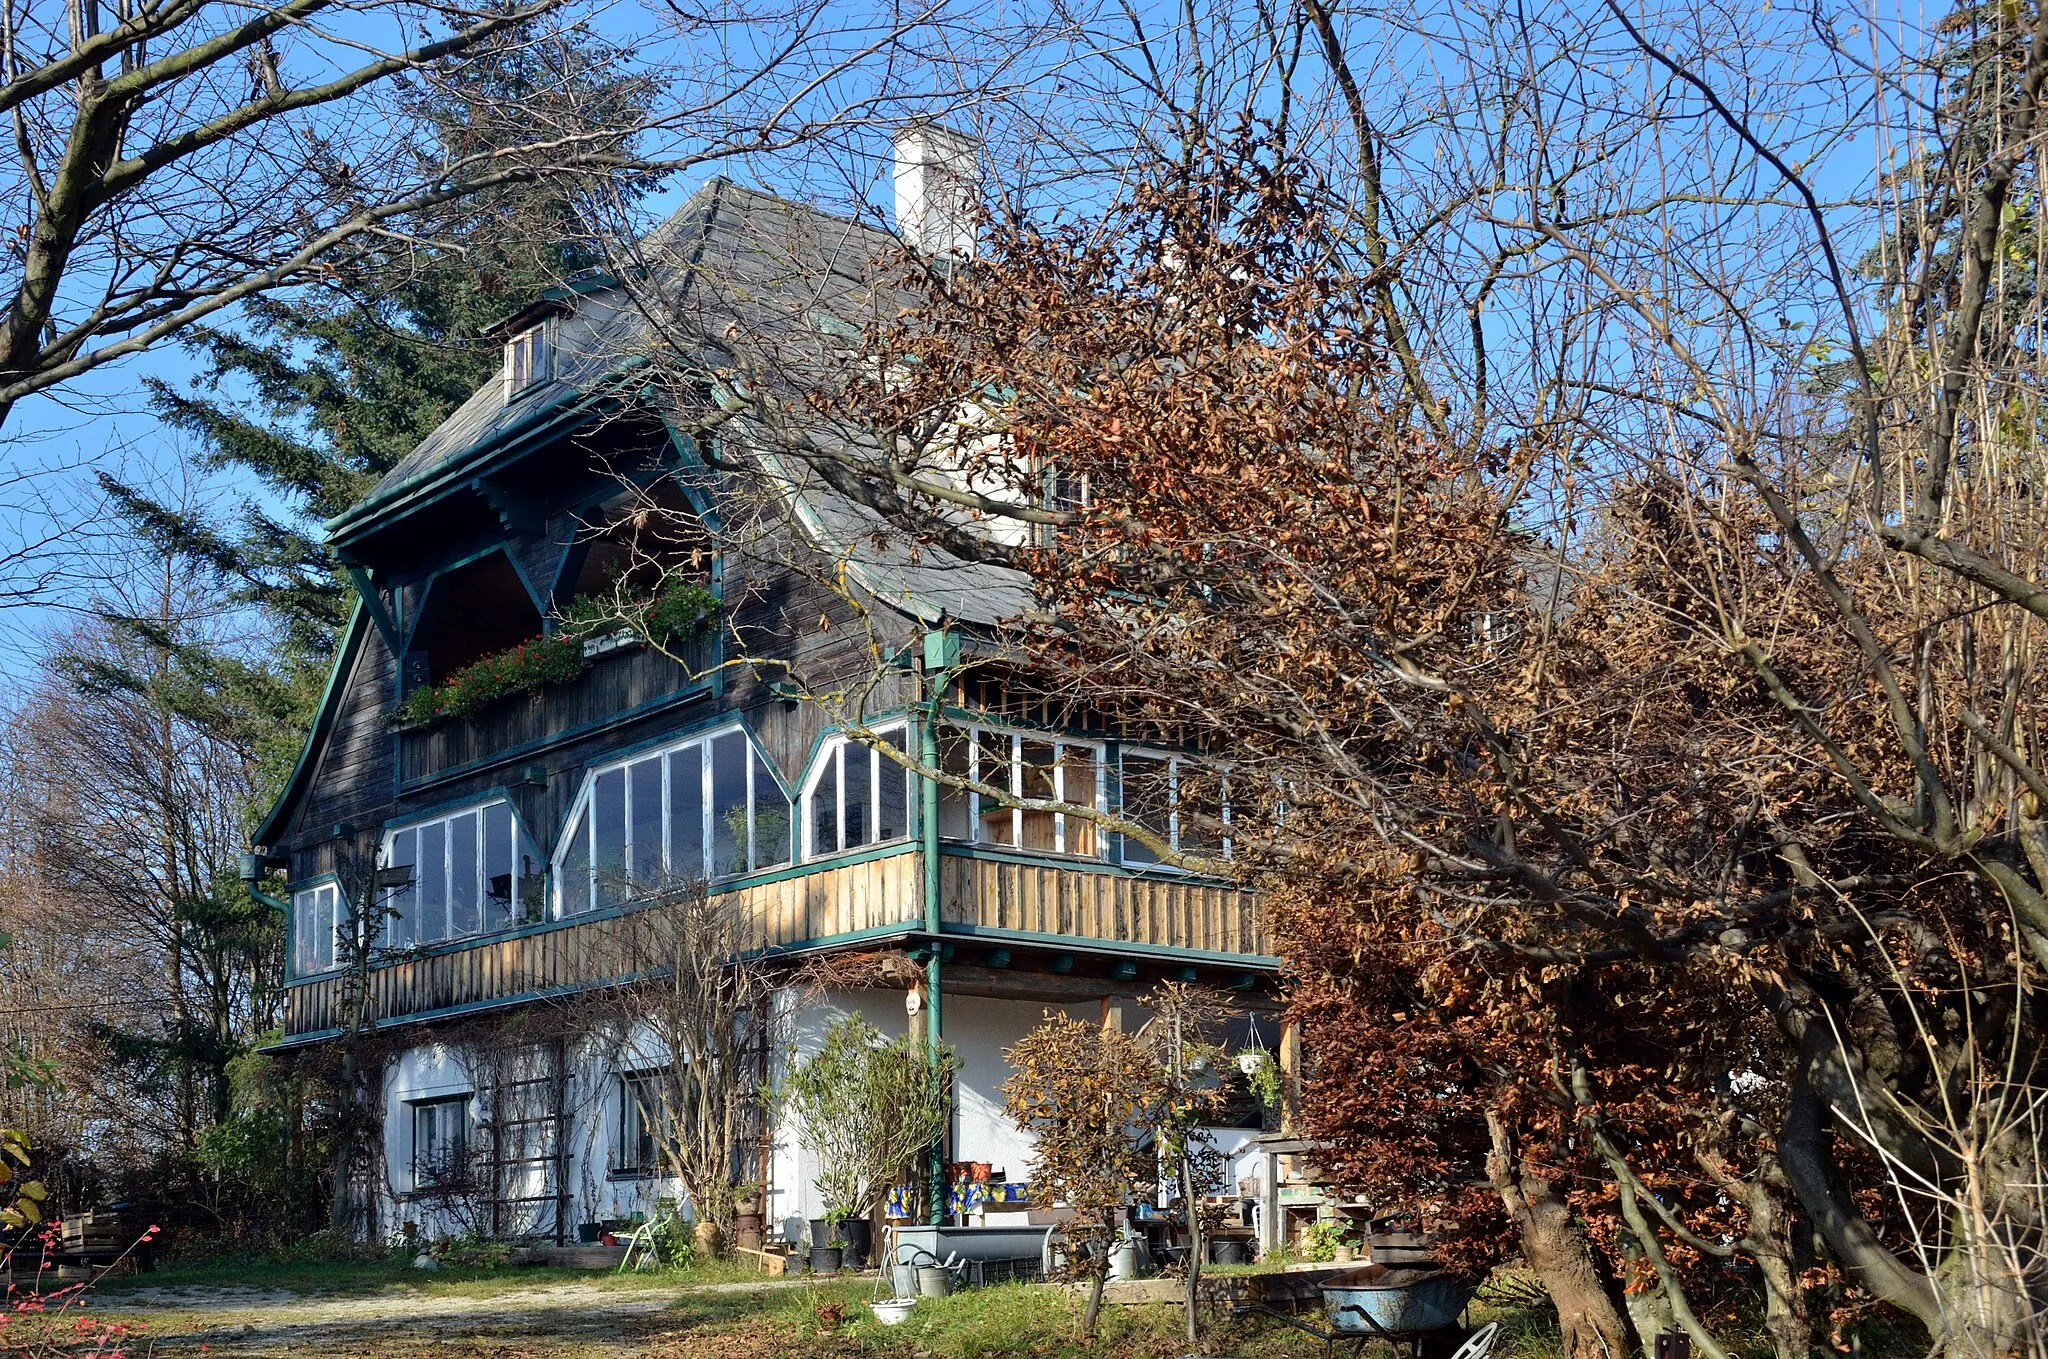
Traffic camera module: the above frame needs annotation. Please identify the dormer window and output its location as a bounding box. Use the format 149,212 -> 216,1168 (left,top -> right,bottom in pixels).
505,321 -> 553,397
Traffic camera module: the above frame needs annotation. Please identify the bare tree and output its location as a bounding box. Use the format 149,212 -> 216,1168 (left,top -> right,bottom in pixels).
569,879 -> 783,1248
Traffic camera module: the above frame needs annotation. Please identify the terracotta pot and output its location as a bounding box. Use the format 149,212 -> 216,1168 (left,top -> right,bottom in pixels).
693,1219 -> 723,1256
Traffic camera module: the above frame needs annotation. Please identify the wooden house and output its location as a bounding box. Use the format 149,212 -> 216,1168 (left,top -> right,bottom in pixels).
251,133 -> 1276,1249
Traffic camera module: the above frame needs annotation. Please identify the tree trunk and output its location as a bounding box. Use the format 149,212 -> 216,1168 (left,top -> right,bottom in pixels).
1696,1142 -> 1811,1359
1082,1267 -> 1107,1337
328,1042 -> 360,1237
1486,1112 -> 1631,1359
1180,1146 -> 1203,1344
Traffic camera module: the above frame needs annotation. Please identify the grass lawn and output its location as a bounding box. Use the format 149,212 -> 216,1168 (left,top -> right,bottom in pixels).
0,1256 -> 1600,1359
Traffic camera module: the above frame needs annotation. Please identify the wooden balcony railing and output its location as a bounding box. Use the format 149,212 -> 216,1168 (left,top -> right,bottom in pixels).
397,631 -> 716,790
937,851 -> 1267,959
281,849 -> 1266,1039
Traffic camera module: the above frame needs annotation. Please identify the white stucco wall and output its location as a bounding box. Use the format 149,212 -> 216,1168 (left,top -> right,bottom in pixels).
369,988 -> 1267,1247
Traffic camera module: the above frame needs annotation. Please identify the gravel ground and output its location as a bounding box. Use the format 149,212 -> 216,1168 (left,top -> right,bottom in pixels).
70,1276 -> 811,1356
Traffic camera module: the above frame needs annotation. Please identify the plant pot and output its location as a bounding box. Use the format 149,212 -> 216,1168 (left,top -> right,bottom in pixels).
840,1217 -> 873,1269
1210,1238 -> 1249,1265
576,1222 -> 602,1245
870,1298 -> 917,1325
693,1219 -> 723,1256
811,1243 -> 843,1276
735,1211 -> 764,1252
916,1264 -> 952,1297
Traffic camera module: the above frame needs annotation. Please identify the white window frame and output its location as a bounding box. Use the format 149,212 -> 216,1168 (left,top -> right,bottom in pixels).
800,722 -> 917,861
410,1094 -> 472,1191
944,723 -> 1108,859
290,880 -> 341,978
614,1068 -> 670,1177
1116,748 -> 1231,868
504,321 -> 553,397
552,721 -> 792,916
380,800 -> 539,949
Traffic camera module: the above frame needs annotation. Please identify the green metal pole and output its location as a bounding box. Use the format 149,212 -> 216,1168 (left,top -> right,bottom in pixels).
920,629 -> 953,1225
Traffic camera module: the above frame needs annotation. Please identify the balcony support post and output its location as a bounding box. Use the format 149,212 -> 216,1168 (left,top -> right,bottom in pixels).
920,627 -> 959,1226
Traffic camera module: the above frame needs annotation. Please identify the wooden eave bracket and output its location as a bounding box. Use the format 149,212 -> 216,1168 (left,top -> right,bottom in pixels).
472,477 -> 545,537
345,565 -> 402,654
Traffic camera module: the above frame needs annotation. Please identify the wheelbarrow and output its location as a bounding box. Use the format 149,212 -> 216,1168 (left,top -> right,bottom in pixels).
1233,1266 -> 1485,1359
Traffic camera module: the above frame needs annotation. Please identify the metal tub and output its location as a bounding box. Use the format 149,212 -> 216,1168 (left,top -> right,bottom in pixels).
1321,1266 -> 1473,1335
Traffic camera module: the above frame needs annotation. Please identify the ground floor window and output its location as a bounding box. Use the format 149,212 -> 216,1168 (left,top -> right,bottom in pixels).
614,1070 -> 670,1176
410,1094 -> 472,1190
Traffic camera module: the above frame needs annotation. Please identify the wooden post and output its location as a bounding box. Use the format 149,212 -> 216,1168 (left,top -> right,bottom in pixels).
1279,1020 -> 1302,1135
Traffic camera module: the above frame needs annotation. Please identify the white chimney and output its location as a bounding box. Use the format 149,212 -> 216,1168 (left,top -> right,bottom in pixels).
893,124 -> 980,260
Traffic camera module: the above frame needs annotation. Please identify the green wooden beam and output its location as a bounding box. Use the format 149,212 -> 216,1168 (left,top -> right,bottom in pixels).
345,566 -> 401,653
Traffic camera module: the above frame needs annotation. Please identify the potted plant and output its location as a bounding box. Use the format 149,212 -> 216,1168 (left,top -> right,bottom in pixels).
809,1210 -> 847,1275
734,1183 -> 765,1253
781,1017 -> 958,1273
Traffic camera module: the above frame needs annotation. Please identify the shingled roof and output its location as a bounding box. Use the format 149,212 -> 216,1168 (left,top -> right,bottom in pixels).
326,177 -> 1032,628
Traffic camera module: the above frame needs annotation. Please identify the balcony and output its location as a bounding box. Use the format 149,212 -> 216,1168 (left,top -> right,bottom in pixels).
279,849 -> 1267,1040
397,630 -> 717,791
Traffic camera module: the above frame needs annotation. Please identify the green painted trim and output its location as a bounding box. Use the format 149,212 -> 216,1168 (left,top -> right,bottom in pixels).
347,567 -> 401,652
936,922 -> 1279,971
254,605 -> 369,850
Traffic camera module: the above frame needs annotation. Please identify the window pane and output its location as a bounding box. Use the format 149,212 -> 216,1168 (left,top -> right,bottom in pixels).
482,805 -> 514,931
296,888 -> 331,974
843,743 -> 875,850
1020,739 -> 1058,851
317,885 -> 338,971
447,812 -> 480,938
291,892 -> 308,974
937,727 -> 971,839
559,804 -> 591,916
386,828 -> 418,947
809,751 -> 840,859
516,824 -> 545,924
1120,753 -> 1171,866
751,749 -> 791,869
668,745 -> 705,881
977,730 -> 1015,845
710,731 -> 747,877
418,821 -> 448,941
877,729 -> 910,842
593,767 -> 627,907
1057,745 -> 1100,857
629,757 -> 663,887
1179,761 -> 1225,856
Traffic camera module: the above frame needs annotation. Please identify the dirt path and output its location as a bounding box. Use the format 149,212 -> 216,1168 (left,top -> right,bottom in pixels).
86,1276 -> 811,1357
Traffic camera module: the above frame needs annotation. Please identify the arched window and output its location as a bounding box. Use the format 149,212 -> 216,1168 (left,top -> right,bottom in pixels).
801,723 -> 917,860
554,723 -> 791,916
